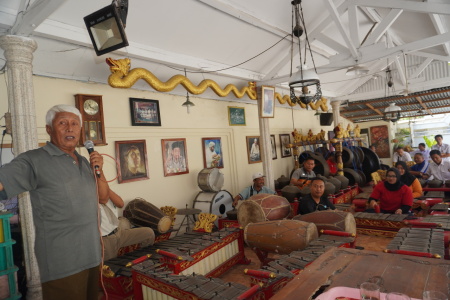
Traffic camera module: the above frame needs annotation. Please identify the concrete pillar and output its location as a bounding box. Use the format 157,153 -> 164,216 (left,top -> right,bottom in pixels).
257,95 -> 274,190
331,100 -> 341,126
0,35 -> 42,299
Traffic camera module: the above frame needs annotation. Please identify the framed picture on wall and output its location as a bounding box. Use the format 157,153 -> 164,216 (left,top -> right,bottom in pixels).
270,134 -> 277,159
129,98 -> 161,126
370,125 -> 390,158
202,137 -> 224,168
115,140 -> 149,184
279,134 -> 292,157
246,136 -> 262,164
228,106 -> 246,126
162,138 -> 189,176
261,86 -> 275,118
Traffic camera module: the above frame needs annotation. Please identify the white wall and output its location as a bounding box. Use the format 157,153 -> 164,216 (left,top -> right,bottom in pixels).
0,75 -> 342,214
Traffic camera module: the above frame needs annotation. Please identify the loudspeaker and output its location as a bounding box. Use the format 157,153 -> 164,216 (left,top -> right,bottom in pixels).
320,113 -> 334,126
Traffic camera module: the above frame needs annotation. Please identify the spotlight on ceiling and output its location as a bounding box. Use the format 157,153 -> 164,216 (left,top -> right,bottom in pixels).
84,0 -> 129,56
384,102 -> 402,123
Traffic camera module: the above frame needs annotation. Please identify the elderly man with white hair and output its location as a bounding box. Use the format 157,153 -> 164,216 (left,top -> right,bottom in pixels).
205,141 -> 221,167
0,104 -> 110,299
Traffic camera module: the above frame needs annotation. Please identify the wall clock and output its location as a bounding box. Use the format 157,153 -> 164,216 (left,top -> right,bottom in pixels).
75,94 -> 107,146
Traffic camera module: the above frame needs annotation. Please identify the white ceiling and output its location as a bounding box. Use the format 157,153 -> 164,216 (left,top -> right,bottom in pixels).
1,0 -> 450,104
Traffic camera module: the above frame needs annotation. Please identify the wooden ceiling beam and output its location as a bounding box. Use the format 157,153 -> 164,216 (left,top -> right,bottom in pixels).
343,94 -> 450,113
344,103 -> 450,120
345,87 -> 450,107
414,96 -> 433,115
365,103 -> 384,116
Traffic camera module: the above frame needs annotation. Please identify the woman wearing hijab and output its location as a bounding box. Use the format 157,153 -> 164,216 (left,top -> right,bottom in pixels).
368,168 -> 413,214
395,161 -> 423,198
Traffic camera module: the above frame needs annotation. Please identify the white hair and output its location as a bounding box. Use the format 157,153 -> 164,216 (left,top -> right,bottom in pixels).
46,105 -> 82,127
208,141 -> 215,147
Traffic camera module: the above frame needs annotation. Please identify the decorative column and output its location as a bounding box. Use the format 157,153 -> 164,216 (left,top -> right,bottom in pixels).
331,100 -> 341,126
257,92 -> 274,190
0,35 -> 41,300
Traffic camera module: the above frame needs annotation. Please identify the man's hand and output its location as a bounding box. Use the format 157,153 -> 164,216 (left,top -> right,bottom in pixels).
369,199 -> 378,209
395,208 -> 402,214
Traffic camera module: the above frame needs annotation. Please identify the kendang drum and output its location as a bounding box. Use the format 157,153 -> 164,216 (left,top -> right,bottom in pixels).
197,168 -> 224,192
293,210 -> 356,235
123,198 -> 172,234
244,220 -> 318,254
237,193 -> 291,228
193,190 -> 233,226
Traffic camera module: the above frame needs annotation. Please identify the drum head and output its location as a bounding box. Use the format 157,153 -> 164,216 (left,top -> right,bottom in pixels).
158,216 -> 172,233
193,190 -> 233,226
237,201 -> 266,229
197,168 -> 224,192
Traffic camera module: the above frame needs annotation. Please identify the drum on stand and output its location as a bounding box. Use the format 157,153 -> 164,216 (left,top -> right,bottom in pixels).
244,220 -> 318,254
237,194 -> 291,229
198,168 -> 224,192
293,210 -> 356,234
123,198 -> 172,234
193,190 -> 233,226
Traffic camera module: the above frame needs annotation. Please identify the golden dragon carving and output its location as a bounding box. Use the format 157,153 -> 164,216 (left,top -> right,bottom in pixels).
106,58 -> 329,111
106,58 -> 257,99
275,92 -> 329,111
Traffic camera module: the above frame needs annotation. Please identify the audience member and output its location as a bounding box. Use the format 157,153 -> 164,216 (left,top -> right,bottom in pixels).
291,157 -> 316,188
395,161 -> 423,198
423,149 -> 450,181
409,153 -> 429,179
368,168 -> 413,214
233,172 -> 276,206
412,143 -> 430,161
392,146 -> 412,163
100,189 -> 155,261
298,178 -> 335,215
431,135 -> 450,162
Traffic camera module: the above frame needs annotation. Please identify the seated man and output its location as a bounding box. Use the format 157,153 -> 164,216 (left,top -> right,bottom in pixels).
412,143 -> 430,161
392,147 -> 412,163
232,172 -> 276,206
101,189 -> 155,261
409,153 -> 429,179
422,150 -> 450,181
291,157 -> 316,188
326,152 -> 337,176
298,177 -> 336,215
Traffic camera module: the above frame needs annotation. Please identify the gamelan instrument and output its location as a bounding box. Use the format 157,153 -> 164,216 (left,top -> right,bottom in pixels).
131,231 -> 356,300
386,227 -> 445,259
103,227 -> 248,299
123,198 -> 172,234
293,211 -> 356,235
244,220 -> 318,254
237,193 -> 291,228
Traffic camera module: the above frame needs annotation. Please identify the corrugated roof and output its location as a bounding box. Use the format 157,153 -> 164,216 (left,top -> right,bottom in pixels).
340,86 -> 450,123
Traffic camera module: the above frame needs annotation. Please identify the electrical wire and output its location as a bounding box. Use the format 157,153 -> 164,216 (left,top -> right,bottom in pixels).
165,34 -> 290,74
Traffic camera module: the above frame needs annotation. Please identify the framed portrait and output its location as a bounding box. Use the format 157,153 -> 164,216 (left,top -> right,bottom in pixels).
370,125 -> 390,158
161,138 -> 189,176
129,98 -> 161,126
115,140 -> 149,184
279,134 -> 292,158
202,137 -> 224,168
270,134 -> 277,159
228,106 -> 246,126
261,86 -> 275,118
246,136 -> 262,164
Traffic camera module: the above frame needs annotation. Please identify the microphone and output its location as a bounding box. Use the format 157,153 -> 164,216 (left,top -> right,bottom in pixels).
84,140 -> 101,178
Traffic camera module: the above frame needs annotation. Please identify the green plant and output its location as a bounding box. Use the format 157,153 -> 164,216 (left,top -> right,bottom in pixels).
423,135 -> 437,148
